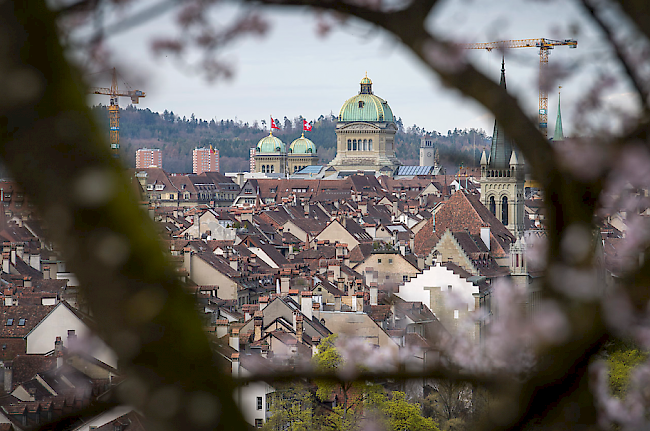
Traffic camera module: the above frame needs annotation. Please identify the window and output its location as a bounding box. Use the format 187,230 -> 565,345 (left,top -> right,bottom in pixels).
377,258 -> 382,263
169,194 -> 175,200
348,139 -> 352,151
369,139 -> 373,151
257,396 -> 263,410
502,196 -> 509,226
489,196 -> 496,215
255,419 -> 263,428
6,319 -> 13,326
358,100 -> 364,108
454,310 -> 459,319
388,258 -> 393,264
403,275 -> 409,282
18,318 -> 25,326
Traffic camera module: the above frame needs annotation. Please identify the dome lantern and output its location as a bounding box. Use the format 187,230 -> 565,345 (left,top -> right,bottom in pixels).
338,74 -> 394,123
360,72 -> 372,94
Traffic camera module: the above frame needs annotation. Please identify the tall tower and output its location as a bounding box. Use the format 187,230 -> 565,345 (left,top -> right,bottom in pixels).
420,135 -> 435,166
480,58 -> 525,236
553,87 -> 564,142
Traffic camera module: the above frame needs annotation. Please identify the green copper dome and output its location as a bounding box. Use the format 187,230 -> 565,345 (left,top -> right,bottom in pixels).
256,133 -> 285,154
339,76 -> 394,123
289,135 -> 316,154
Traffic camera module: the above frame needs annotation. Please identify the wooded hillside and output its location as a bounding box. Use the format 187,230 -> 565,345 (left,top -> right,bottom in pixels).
91,105 -> 490,173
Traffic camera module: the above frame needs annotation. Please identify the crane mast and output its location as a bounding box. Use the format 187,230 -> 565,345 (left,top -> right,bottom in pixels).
462,38 -> 577,137
89,68 -> 146,157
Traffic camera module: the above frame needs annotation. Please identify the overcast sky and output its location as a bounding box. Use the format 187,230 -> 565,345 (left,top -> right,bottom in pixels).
85,0 -> 637,141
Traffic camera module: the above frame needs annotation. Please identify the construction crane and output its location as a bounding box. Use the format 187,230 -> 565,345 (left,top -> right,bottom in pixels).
461,38 -> 577,137
89,68 -> 146,157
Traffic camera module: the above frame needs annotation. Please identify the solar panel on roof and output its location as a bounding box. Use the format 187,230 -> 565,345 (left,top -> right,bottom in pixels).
297,165 -> 323,174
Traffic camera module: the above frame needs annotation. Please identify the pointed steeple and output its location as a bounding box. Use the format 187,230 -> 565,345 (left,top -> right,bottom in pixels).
553,87 -> 564,141
480,149 -> 488,166
488,56 -> 514,169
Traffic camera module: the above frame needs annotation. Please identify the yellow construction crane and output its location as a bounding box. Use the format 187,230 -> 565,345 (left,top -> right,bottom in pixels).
462,38 -> 577,137
90,68 -> 146,157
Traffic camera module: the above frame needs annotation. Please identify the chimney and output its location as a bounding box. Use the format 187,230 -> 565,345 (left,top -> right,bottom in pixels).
23,277 -> 31,289
194,212 -> 201,239
295,313 -> 304,344
280,275 -> 290,294
16,244 -> 23,261
2,253 -> 9,274
10,247 -> 15,265
311,337 -> 321,357
254,311 -> 263,341
370,286 -> 378,306
336,278 -> 345,294
42,265 -> 50,280
67,330 -> 77,351
183,248 -> 192,277
356,292 -> 363,312
480,226 -> 490,251
259,296 -> 269,311
55,336 -> 63,368
229,327 -> 240,352
231,352 -> 240,378
300,291 -> 312,321
29,252 -> 40,271
3,361 -> 12,393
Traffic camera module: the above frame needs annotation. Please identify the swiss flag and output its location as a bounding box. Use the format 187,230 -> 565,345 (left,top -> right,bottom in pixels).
303,120 -> 312,131
271,116 -> 280,130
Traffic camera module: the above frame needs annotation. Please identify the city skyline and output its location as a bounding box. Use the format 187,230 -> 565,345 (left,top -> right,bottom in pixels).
85,0 -> 637,138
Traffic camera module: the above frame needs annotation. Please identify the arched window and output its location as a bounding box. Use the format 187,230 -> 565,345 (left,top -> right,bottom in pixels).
353,139 -> 357,151
271,165 -> 275,173
348,139 -> 352,151
261,165 -> 266,173
369,139 -> 373,151
363,139 -> 367,151
489,196 -> 496,215
502,196 -> 508,225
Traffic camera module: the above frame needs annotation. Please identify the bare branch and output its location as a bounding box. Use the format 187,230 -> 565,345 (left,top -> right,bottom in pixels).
580,0 -> 649,112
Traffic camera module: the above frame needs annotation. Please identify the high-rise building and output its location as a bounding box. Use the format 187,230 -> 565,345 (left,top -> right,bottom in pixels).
193,147 -> 219,175
249,147 -> 256,172
135,148 -> 162,169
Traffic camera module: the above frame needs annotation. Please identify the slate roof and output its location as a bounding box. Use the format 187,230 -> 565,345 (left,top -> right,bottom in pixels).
0,305 -> 54,338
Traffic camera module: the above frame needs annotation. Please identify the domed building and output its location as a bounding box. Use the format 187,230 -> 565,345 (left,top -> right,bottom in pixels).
254,132 -> 286,174
329,75 -> 401,173
288,133 -> 318,173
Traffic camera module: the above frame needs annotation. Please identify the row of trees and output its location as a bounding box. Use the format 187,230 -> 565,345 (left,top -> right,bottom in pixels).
91,105 -> 486,172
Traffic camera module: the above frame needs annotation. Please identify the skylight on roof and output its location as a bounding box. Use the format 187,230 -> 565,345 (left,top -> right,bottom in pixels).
18,318 -> 25,326
6,319 -> 13,326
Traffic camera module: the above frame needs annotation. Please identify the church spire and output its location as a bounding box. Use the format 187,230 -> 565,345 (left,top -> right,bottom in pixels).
553,86 -> 564,141
500,55 -> 506,89
488,56 -> 514,169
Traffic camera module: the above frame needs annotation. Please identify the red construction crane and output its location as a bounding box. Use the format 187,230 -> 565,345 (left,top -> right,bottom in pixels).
462,38 -> 577,137
90,68 -> 146,157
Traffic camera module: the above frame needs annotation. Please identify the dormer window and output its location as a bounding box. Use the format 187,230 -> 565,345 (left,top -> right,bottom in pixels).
146,184 -> 154,191
155,184 -> 164,191
358,100 -> 364,108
